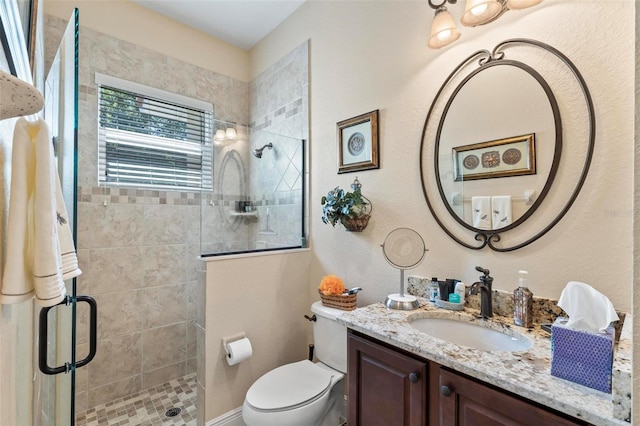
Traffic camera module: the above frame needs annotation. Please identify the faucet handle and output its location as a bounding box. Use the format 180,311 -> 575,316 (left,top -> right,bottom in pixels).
475,266 -> 490,275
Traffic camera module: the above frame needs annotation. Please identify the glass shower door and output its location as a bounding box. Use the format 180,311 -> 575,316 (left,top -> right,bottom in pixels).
41,9 -> 96,425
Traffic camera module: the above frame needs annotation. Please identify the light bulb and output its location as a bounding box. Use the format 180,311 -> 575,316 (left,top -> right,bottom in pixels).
225,127 -> 237,139
214,129 -> 226,141
471,4 -> 488,16
461,0 -> 503,26
428,7 -> 461,49
437,29 -> 452,41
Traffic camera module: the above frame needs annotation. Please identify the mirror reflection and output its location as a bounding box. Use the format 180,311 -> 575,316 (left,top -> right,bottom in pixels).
437,63 -> 557,229
421,39 -> 595,252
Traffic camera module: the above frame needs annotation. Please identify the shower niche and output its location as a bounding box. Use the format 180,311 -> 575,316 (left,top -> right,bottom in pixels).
200,122 -> 306,256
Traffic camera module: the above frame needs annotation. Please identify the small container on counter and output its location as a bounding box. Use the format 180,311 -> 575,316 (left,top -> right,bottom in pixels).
514,270 -> 533,328
429,277 -> 439,302
454,281 -> 466,302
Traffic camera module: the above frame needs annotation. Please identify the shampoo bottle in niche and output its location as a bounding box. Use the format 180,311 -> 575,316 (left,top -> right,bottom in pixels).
513,270 -> 533,328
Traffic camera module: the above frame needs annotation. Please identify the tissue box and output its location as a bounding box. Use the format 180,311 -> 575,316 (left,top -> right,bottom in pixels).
550,318 -> 614,393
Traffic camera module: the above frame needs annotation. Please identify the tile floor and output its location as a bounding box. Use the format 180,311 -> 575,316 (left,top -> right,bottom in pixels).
75,373 -> 197,426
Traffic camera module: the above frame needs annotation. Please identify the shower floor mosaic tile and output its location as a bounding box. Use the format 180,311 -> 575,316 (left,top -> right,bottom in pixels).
75,373 -> 197,426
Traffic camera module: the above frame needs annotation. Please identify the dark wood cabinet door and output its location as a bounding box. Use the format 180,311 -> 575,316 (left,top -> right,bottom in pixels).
438,368 -> 588,426
348,332 -> 428,426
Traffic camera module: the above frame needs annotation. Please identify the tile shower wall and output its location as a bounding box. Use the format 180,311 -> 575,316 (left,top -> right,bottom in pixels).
45,14 -> 248,412
248,41 -> 309,248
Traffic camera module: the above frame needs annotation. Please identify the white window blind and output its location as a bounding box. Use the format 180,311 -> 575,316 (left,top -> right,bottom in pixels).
96,73 -> 213,191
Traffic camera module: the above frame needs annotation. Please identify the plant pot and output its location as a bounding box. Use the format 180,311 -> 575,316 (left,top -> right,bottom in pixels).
342,214 -> 370,232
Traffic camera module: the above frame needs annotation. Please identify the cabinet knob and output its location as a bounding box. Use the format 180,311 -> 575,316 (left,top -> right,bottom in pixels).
409,372 -> 419,383
440,385 -> 452,397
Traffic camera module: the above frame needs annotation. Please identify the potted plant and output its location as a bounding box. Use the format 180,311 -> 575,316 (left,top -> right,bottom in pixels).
321,177 -> 371,232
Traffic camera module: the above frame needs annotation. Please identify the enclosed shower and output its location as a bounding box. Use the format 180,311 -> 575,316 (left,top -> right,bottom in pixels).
36,4 -> 309,425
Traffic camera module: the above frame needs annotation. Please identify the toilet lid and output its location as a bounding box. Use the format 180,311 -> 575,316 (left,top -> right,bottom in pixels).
246,360 -> 333,410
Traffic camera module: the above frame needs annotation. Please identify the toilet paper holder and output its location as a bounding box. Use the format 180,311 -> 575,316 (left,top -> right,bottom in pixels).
222,332 -> 247,357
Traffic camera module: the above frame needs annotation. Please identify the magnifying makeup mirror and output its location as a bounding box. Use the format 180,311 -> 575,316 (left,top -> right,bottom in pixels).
381,228 -> 428,310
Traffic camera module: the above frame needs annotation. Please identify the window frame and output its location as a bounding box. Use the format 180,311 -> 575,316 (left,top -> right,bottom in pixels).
95,72 -> 214,192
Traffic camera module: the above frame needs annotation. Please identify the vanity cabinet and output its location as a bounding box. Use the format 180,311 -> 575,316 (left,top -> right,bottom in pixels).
347,330 -> 588,426
348,331 -> 428,426
437,367 -> 586,425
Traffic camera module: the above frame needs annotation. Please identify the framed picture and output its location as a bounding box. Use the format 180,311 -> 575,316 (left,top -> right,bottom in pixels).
337,109 -> 379,174
453,133 -> 536,181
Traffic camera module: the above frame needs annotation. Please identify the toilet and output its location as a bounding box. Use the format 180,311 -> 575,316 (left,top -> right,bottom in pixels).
242,301 -> 347,426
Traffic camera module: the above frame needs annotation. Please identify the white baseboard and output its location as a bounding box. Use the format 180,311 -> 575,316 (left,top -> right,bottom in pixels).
206,406 -> 244,426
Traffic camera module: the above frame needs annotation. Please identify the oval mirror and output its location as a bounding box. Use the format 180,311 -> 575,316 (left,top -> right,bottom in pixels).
436,60 -> 561,231
420,39 -> 595,251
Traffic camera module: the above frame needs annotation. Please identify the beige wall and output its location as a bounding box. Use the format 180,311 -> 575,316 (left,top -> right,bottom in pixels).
44,0 -> 250,82
252,0 -> 634,313
204,250 -> 311,419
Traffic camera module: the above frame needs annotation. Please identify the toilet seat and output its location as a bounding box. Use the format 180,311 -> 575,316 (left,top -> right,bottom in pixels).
245,360 -> 333,411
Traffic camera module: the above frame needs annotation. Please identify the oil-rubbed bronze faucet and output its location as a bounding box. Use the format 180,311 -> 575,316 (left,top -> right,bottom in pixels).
469,266 -> 493,318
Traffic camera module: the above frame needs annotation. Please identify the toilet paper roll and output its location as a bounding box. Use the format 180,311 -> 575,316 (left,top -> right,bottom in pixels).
225,337 -> 252,366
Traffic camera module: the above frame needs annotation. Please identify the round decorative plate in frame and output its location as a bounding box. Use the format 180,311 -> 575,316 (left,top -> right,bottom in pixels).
348,132 -> 366,155
502,148 -> 522,165
463,154 -> 480,170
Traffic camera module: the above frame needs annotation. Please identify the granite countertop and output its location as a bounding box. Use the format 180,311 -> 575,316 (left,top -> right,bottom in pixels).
337,298 -> 631,426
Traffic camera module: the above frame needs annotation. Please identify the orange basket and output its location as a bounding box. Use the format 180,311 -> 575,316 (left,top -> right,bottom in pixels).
318,289 -> 357,311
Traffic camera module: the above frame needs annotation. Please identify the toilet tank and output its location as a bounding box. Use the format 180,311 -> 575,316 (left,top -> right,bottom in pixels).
311,301 -> 347,373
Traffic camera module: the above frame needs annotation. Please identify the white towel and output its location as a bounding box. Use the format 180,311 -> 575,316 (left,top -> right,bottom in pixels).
491,195 -> 512,230
1,118 -> 81,307
471,196 -> 491,230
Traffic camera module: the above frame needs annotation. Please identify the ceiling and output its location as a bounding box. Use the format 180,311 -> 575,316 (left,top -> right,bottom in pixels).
132,0 -> 306,50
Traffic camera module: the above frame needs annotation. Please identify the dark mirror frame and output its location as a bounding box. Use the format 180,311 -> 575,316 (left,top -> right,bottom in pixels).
420,39 -> 595,252
436,59 -> 562,233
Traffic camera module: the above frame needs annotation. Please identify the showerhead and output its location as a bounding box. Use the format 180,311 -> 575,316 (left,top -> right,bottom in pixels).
253,143 -> 273,159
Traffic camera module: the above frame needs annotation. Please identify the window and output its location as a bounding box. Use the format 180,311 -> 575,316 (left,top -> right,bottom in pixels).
96,73 -> 213,191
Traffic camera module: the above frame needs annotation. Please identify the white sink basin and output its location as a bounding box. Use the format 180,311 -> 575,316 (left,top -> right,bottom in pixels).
409,318 -> 531,352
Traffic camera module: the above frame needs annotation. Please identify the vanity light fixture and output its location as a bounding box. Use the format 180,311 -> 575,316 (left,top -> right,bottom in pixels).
427,0 -> 543,49
213,125 -> 238,145
428,5 -> 461,49
214,129 -> 226,141
225,127 -> 237,139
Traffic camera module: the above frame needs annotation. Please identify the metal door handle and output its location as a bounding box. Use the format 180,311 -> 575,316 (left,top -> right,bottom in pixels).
76,295 -> 97,369
38,295 -> 97,375
409,372 -> 419,383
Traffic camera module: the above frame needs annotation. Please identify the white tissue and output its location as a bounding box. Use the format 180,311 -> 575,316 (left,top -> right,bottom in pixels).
557,281 -> 618,333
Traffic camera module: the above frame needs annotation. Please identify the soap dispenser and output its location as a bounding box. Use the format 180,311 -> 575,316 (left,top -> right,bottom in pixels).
514,270 -> 533,328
